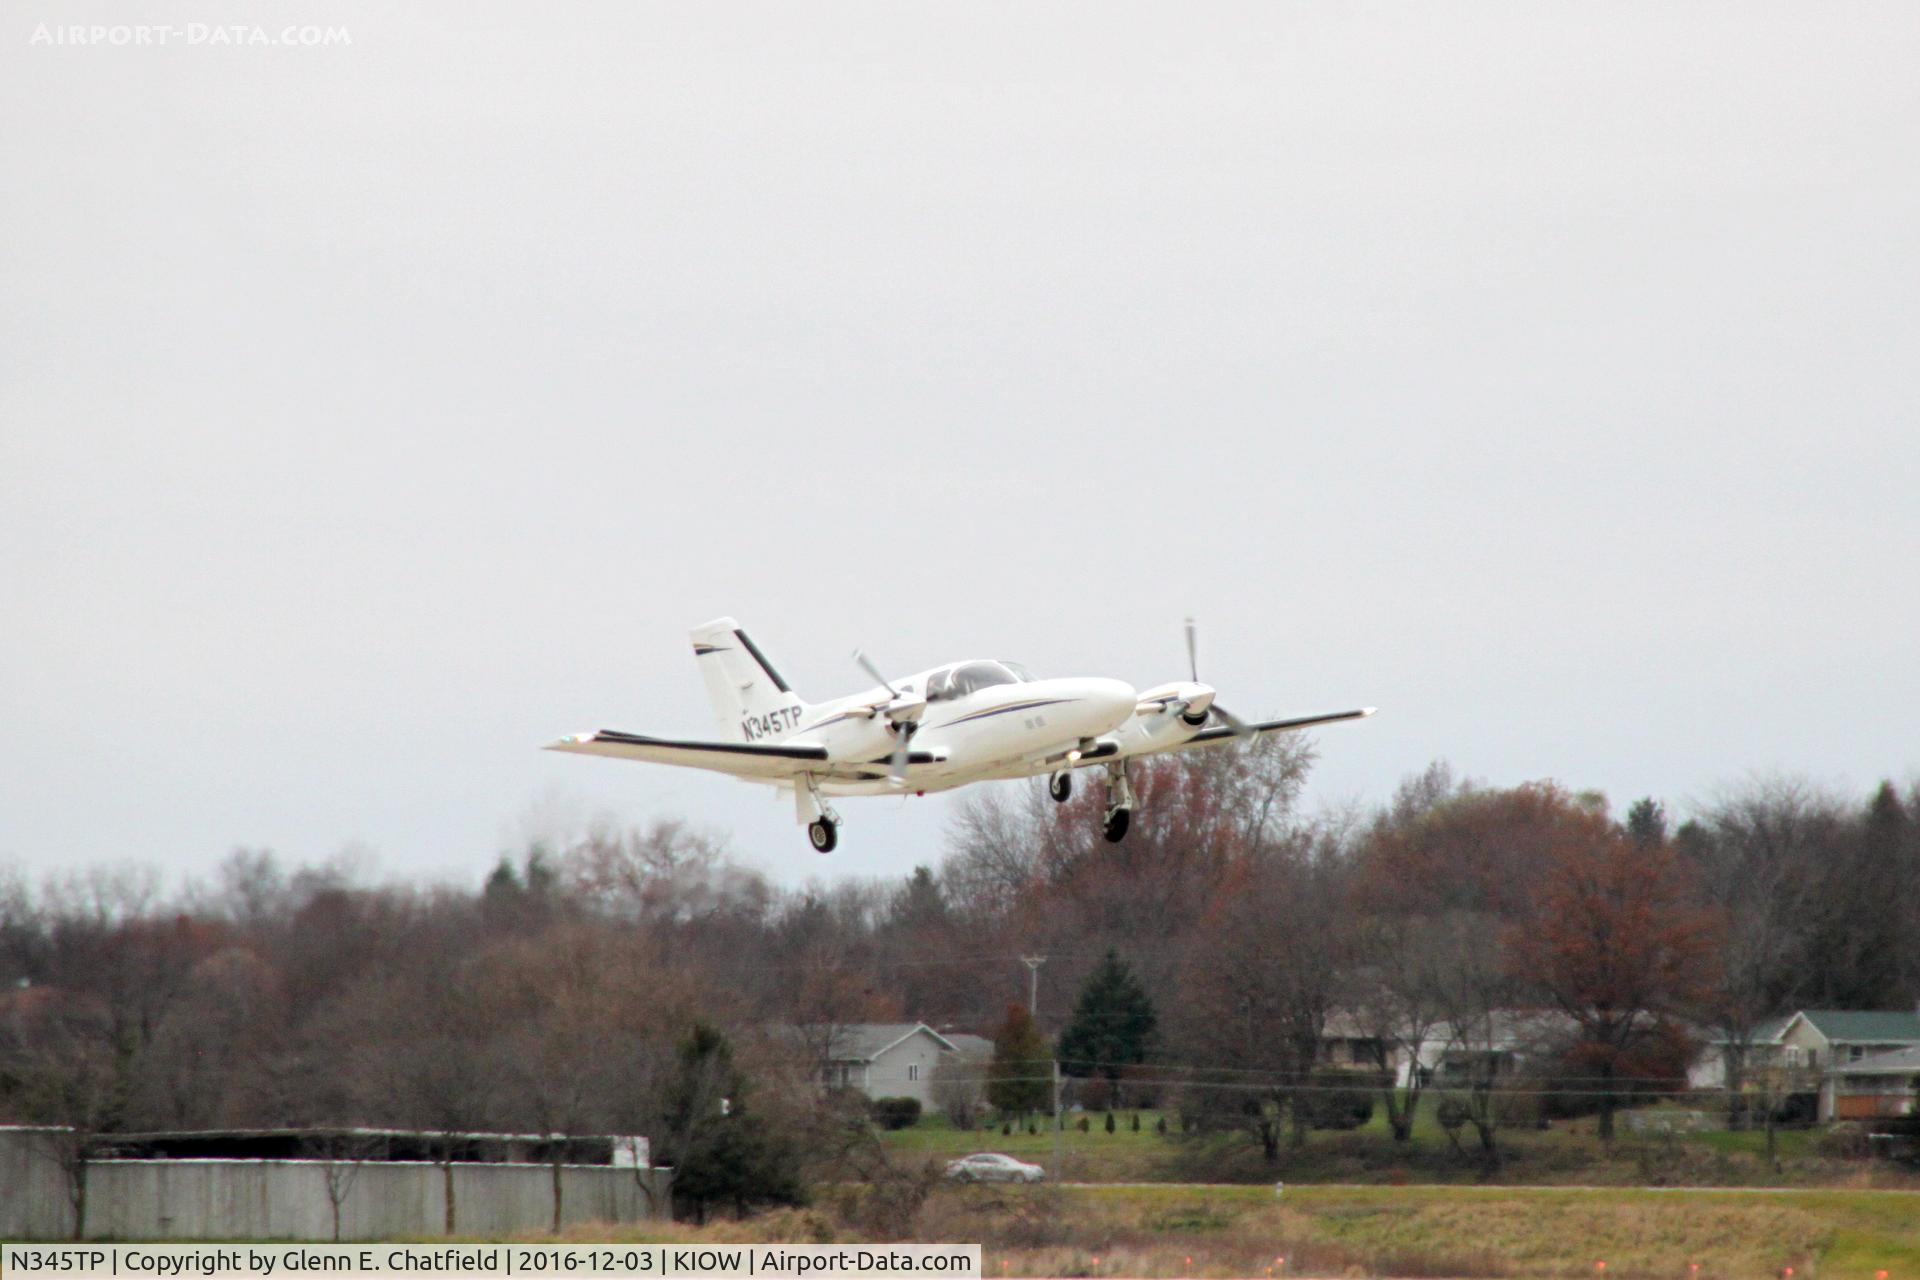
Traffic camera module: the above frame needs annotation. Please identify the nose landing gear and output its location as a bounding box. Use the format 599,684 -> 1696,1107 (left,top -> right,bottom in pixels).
1048,770 -> 1073,803
1102,760 -> 1135,843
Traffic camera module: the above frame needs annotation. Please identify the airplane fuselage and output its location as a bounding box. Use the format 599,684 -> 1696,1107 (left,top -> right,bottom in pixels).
795,669 -> 1137,796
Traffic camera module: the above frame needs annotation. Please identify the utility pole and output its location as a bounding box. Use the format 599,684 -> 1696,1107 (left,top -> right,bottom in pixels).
1021,955 -> 1047,1018
1052,1058 -> 1063,1175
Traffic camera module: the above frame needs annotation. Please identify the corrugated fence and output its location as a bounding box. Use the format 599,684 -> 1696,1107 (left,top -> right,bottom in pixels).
0,1130 -> 671,1240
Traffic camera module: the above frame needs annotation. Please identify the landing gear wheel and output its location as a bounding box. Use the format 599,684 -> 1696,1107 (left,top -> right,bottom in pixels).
807,819 -> 838,853
1048,771 -> 1073,803
1102,807 -> 1131,843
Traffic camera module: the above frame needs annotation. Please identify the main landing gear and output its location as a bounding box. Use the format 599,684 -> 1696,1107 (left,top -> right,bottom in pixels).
798,774 -> 840,853
1102,760 -> 1135,844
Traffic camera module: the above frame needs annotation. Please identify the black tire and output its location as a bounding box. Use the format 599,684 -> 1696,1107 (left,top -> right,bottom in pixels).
1048,771 -> 1072,803
1102,807 -> 1131,843
808,819 -> 838,853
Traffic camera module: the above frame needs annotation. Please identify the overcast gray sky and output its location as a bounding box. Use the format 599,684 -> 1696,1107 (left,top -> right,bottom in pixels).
3,2 -> 1917,893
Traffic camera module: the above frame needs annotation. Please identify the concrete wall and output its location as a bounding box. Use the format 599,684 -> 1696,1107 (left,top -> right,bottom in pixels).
0,1131 -> 669,1241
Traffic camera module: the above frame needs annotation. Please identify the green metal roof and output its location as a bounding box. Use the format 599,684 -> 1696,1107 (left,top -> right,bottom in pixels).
1797,1009 -> 1920,1042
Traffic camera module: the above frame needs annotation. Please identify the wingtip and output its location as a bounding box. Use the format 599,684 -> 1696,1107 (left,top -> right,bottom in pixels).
543,733 -> 596,751
1360,706 -> 1379,717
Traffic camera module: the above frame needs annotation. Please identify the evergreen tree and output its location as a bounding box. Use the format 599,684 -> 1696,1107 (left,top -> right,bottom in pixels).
1057,950 -> 1158,1101
481,849 -> 558,931
658,1022 -> 804,1223
1854,781 -> 1911,1004
1625,797 -> 1668,847
986,1003 -> 1050,1118
893,866 -> 947,929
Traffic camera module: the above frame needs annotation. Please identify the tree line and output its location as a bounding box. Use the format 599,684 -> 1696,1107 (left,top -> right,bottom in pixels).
2,741 -> 1916,1205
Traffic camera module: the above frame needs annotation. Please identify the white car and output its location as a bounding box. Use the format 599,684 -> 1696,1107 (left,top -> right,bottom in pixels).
944,1152 -> 1046,1184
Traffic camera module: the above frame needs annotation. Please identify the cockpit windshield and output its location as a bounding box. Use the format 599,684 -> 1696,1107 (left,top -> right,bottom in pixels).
926,660 -> 1035,701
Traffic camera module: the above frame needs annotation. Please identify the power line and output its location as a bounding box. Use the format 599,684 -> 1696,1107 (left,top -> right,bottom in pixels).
916,1073 -> 1765,1099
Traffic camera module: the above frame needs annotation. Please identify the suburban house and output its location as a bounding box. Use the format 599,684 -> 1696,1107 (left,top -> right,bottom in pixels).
1688,1009 -> 1920,1121
1322,1009 -> 1576,1088
794,1022 -> 973,1107
1825,1045 -> 1920,1121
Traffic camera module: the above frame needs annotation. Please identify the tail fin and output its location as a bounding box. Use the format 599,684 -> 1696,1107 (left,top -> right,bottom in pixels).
689,617 -> 811,742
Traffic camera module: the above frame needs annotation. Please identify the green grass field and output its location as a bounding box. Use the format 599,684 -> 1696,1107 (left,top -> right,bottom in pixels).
575,1182 -> 1920,1278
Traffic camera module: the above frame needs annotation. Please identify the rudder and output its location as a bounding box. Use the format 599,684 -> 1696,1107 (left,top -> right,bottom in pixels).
689,617 -> 809,742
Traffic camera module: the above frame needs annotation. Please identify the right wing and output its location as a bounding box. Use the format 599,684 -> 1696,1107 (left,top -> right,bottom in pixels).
1168,707 -> 1377,752
545,730 -> 941,782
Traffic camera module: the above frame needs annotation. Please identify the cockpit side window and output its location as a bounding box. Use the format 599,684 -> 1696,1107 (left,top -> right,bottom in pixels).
924,668 -> 956,702
946,661 -> 1019,697
1001,661 -> 1038,683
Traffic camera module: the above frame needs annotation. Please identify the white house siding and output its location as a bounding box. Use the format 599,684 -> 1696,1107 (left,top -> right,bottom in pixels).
1780,1017 -> 1830,1070
865,1029 -> 951,1106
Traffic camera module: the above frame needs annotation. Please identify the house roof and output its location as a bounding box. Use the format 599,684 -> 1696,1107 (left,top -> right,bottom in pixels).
1840,1045 -> 1920,1076
1711,1010 -> 1920,1048
1794,1010 -> 1920,1043
943,1033 -> 994,1060
807,1023 -> 956,1062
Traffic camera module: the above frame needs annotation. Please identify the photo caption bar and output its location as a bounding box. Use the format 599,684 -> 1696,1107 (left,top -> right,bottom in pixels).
0,1247 -> 980,1280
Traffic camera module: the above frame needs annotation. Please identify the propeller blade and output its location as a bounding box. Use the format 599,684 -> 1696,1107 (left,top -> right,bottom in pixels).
888,727 -> 912,786
1184,617 -> 1199,683
1211,702 -> 1252,736
852,649 -> 897,698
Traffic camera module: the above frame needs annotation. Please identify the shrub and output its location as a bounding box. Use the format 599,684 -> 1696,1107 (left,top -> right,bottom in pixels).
1814,1122 -> 1868,1160
840,1158 -> 943,1240
870,1096 -> 922,1130
1308,1070 -> 1379,1129
1105,1111 -> 1116,1133
931,1057 -> 986,1131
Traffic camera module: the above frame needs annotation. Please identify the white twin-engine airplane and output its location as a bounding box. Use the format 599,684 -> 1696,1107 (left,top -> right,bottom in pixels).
547,618 -> 1375,853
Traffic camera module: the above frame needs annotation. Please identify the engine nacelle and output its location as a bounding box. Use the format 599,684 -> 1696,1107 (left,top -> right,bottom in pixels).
811,714 -> 898,763
1135,682 -> 1216,728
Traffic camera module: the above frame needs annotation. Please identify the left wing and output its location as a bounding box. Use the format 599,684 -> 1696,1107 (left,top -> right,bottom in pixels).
545,730 -> 942,781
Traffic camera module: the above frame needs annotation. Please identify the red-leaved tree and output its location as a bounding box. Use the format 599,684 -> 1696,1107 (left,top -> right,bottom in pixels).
1505,825 -> 1722,1140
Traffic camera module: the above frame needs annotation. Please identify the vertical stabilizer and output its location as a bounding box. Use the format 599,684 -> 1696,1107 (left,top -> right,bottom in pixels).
689,617 -> 810,742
